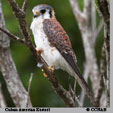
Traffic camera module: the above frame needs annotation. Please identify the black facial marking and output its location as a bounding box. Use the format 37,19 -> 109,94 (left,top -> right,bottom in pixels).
49,10 -> 52,18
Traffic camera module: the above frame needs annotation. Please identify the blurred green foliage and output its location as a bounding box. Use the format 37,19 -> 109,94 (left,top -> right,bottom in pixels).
0,0 -> 103,107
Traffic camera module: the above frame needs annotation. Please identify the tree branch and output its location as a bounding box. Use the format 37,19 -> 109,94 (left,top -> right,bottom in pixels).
0,27 -> 26,45
97,0 -> 110,66
69,0 -> 86,30
0,0 -> 32,107
8,0 -> 31,42
69,0 -> 100,99
80,64 -> 89,106
26,73 -> 33,107
97,0 -> 110,107
95,45 -> 106,106
22,0 -> 28,12
70,87 -> 82,107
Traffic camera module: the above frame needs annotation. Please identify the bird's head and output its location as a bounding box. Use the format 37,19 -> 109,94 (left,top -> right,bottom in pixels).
32,4 -> 55,19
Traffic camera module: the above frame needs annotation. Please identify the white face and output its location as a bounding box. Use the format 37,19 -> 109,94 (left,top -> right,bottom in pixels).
32,5 -> 55,20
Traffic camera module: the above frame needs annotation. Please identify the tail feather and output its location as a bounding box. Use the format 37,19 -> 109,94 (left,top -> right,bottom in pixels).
66,63 -> 96,106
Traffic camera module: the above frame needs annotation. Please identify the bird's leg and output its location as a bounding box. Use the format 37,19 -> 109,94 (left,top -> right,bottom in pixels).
36,48 -> 48,77
43,73 -> 48,77
41,66 -> 54,78
36,48 -> 43,56
36,48 -> 44,67
36,48 -> 54,77
36,48 -> 44,68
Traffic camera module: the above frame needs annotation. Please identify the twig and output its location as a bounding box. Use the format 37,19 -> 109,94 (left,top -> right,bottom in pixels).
22,0 -> 28,12
8,0 -> 31,42
0,27 -> 26,44
69,0 -> 86,29
73,80 -> 76,98
70,87 -> 82,107
26,73 -> 33,107
80,64 -> 89,106
74,95 -> 82,107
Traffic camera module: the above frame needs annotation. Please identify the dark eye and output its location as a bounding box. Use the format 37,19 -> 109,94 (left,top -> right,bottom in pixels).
40,9 -> 46,14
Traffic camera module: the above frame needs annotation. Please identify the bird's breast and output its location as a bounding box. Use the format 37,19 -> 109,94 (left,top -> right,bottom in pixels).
30,19 -> 72,72
31,19 -> 62,68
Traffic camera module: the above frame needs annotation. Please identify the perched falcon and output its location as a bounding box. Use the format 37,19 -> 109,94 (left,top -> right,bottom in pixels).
30,4 -> 91,94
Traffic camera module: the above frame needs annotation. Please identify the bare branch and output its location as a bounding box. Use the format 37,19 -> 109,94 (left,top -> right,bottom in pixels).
22,0 -> 28,12
70,87 -> 82,107
26,73 -> 33,107
69,0 -> 86,29
97,0 -> 110,27
69,1 -> 100,103
28,73 -> 33,96
84,0 -> 91,14
92,0 -> 96,33
96,0 -> 110,63
95,75 -> 104,107
100,92 -> 107,107
69,0 -> 100,101
8,0 -> 31,42
0,0 -> 32,107
74,95 -> 82,107
47,71 -> 75,107
95,45 -> 106,106
80,64 -> 89,106
96,0 -> 110,107
73,80 -> 76,98
0,27 -> 26,44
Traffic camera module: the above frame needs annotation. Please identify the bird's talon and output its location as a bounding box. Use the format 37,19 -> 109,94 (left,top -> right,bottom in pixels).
43,73 -> 48,77
48,66 -> 54,72
36,48 -> 43,55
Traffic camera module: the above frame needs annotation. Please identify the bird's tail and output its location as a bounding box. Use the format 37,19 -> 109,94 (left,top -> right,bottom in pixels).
67,63 -> 96,106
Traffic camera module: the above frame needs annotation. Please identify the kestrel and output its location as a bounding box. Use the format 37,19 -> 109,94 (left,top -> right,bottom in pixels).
30,4 -> 90,94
